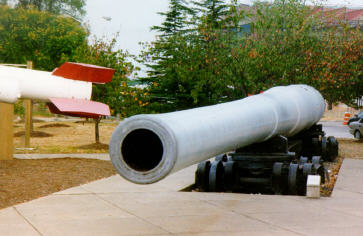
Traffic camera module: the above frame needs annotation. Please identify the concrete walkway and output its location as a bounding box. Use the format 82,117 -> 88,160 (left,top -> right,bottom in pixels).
1,158 -> 363,235
320,121 -> 352,139
14,153 -> 110,161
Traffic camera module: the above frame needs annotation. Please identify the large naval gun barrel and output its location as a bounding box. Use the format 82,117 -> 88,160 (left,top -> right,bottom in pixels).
109,84 -> 325,184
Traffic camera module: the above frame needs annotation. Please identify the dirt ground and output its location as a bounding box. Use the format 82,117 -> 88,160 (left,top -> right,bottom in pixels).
337,139 -> 363,159
14,119 -> 118,153
322,139 -> 362,196
321,156 -> 343,196
0,158 -> 116,209
1,119 -> 118,209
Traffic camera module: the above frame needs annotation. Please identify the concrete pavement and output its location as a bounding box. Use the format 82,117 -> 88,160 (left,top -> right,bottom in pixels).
0,157 -> 363,235
320,121 -> 352,139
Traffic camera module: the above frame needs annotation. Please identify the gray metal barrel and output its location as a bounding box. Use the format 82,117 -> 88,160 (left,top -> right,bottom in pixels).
109,84 -> 325,184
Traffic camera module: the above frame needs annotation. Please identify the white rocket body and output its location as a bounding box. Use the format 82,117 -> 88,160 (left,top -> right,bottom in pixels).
0,63 -> 114,117
0,65 -> 91,103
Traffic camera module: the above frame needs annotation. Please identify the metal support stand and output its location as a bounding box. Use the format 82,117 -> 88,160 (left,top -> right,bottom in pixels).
195,124 -> 339,195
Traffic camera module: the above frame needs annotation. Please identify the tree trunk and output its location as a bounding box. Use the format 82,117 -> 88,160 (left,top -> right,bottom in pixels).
94,117 -> 101,144
328,101 -> 333,110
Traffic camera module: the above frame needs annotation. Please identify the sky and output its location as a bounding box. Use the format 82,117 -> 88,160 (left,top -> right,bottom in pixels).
85,0 -> 169,56
85,0 -> 363,65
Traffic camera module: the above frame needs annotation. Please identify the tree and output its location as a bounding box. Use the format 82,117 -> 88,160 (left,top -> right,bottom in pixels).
152,0 -> 194,36
0,5 -> 87,70
139,0 -> 195,111
182,0 -> 249,105
63,36 -> 145,143
140,0 -> 248,111
141,0 -> 362,113
248,0 -> 362,107
7,0 -> 85,19
303,25 -> 363,108
192,0 -> 230,28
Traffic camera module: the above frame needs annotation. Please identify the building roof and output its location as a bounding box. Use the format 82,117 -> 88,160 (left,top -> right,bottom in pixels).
346,9 -> 363,21
239,4 -> 363,26
310,7 -> 363,21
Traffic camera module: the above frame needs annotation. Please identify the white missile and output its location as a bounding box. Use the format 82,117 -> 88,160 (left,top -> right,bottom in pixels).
0,62 -> 114,118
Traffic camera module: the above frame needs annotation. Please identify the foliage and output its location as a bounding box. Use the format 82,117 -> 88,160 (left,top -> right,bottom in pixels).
140,0 -> 247,111
63,36 -> 145,118
192,0 -> 230,28
247,0 -> 362,106
140,0 -> 362,112
248,0 -> 362,107
303,27 -> 363,107
0,5 -> 87,70
152,0 -> 194,36
14,100 -> 25,115
139,0 -> 195,111
5,0 -> 85,19
245,0 -> 317,88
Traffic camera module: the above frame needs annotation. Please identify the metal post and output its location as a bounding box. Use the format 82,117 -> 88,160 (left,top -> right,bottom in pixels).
0,103 -> 14,160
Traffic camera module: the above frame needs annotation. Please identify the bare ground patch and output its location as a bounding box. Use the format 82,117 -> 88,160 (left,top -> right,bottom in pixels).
0,158 -> 116,209
337,139 -> 363,159
321,139 -> 363,196
14,131 -> 53,138
14,121 -> 118,154
15,118 -> 45,124
78,142 -> 109,151
39,123 -> 71,128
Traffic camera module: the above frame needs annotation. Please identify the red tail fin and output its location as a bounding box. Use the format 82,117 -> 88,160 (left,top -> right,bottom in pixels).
52,62 -> 114,84
47,98 -> 111,119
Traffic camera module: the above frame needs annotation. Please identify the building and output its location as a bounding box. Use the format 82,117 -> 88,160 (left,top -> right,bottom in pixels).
237,4 -> 363,34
